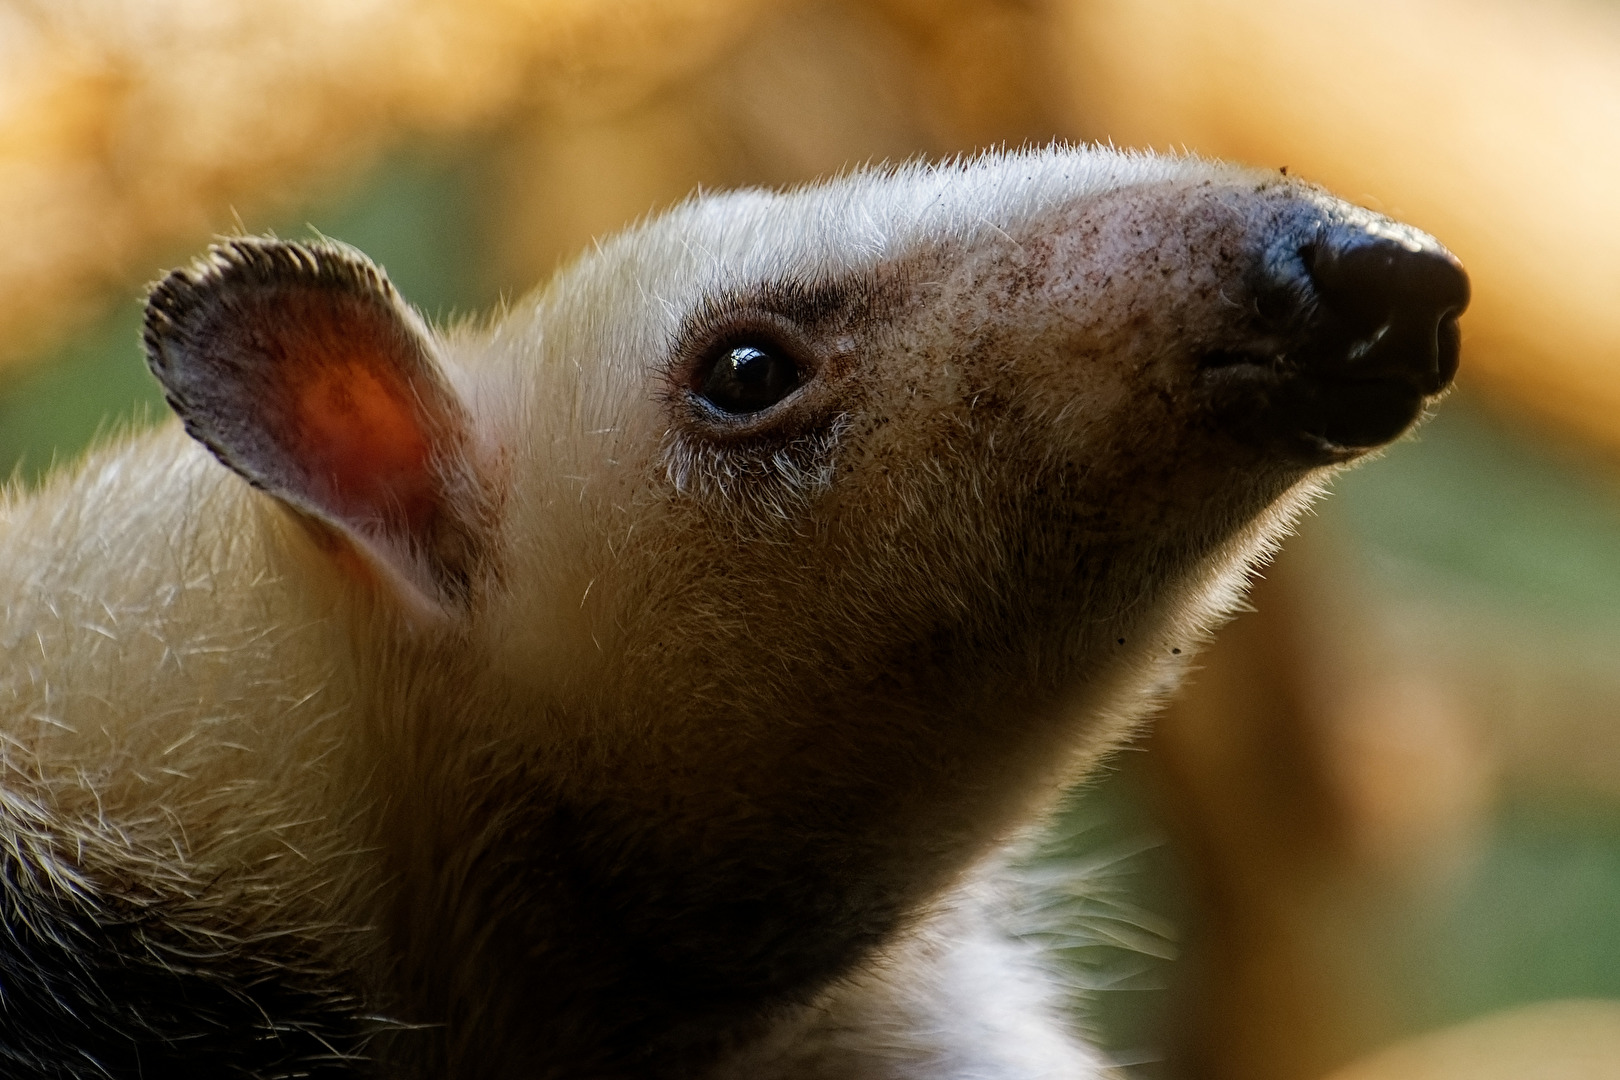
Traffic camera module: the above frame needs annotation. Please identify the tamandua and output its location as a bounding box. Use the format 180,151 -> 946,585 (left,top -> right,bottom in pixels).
0,146 -> 1467,1078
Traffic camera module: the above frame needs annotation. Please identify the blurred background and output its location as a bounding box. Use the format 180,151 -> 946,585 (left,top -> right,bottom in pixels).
4,1 -> 1620,1077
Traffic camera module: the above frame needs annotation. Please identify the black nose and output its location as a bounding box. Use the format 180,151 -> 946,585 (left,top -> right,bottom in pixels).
1209,216 -> 1471,459
1307,234 -> 1468,395
1203,214 -> 1470,460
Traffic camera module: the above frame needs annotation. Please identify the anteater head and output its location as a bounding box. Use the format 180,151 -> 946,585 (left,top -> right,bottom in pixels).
147,148 -> 1465,748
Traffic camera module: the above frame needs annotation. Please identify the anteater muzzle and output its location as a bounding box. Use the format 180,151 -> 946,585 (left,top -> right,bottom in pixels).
1204,206 -> 1469,463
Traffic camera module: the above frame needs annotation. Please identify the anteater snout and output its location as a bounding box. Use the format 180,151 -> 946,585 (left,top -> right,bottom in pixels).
1205,210 -> 1469,462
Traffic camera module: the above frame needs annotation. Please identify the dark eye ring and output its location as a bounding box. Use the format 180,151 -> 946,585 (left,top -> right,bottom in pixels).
693,341 -> 802,415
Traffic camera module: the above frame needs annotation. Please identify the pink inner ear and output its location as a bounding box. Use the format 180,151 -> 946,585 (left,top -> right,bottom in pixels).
295,362 -> 439,533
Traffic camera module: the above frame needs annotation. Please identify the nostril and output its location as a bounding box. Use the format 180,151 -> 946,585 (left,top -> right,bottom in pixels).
1306,235 -> 1470,393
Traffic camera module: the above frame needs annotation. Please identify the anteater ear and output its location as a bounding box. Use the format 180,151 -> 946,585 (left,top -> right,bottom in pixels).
143,237 -> 488,616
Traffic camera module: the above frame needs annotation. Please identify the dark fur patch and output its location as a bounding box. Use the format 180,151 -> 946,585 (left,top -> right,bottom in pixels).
0,827 -> 380,1079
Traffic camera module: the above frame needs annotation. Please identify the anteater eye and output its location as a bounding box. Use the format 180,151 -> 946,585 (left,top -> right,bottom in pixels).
696,344 -> 801,415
